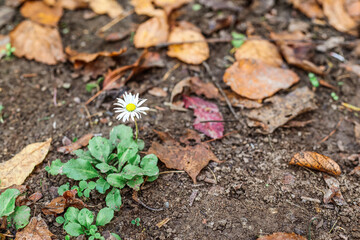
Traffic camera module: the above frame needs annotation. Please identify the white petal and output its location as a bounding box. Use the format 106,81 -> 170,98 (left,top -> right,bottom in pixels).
137,98 -> 147,107
137,106 -> 149,111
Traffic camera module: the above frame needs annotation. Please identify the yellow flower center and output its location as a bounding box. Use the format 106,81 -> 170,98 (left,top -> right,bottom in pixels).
126,103 -> 136,112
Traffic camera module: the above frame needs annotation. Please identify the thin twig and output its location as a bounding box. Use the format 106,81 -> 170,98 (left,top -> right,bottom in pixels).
132,191 -> 163,212
207,166 -> 217,184
83,104 -> 93,129
159,170 -> 185,174
318,118 -> 343,144
329,218 -> 339,233
98,10 -> 134,34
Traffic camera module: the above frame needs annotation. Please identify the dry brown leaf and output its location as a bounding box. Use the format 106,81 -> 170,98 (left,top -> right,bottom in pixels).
0,35 -> 10,59
245,87 -> 317,133
167,21 -> 209,65
223,59 -> 299,100
147,129 -> 222,183
290,151 -> 341,176
346,0 -> 360,21
235,39 -> 283,67
42,189 -> 86,215
289,0 -> 324,19
65,47 -> 126,66
57,133 -> 94,154
148,87 -> 168,97
323,174 -> 346,205
10,20 -> 65,65
270,31 -> 325,75
257,232 -> 306,240
355,121 -> 360,144
15,217 -> 54,240
323,0 -> 358,35
89,0 -> 124,18
20,1 -> 63,27
220,90 -> 263,109
131,0 -> 164,17
0,138 -> 51,189
134,14 -> 169,48
59,0 -> 88,10
153,0 -> 192,15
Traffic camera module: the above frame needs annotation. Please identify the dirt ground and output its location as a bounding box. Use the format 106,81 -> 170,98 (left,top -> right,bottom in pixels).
1,0 -> 360,239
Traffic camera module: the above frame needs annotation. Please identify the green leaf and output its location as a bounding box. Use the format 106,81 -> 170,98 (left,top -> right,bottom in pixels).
106,174 -> 126,189
146,175 -> 159,182
63,159 -> 99,180
64,207 -> 80,223
86,83 -> 98,93
65,235 -> 71,240
88,137 -> 112,163
136,139 -> 145,151
192,3 -> 202,11
231,31 -> 246,48
140,154 -> 159,176
88,181 -> 96,190
308,73 -> 319,88
109,125 -> 133,147
111,233 -> 122,240
95,163 -> 117,173
89,236 -> 95,240
117,143 -> 138,170
45,159 -> 64,175
78,208 -> 94,228
96,207 -> 114,226
56,216 -> 65,224
79,181 -> 88,191
95,178 -> 111,194
126,176 -> 144,191
83,188 -> 91,198
121,165 -> 143,180
105,188 -> 122,211
0,189 -> 20,217
128,155 -> 141,166
64,222 -> 84,237
74,150 -> 97,163
12,206 -> 30,229
58,183 -> 70,196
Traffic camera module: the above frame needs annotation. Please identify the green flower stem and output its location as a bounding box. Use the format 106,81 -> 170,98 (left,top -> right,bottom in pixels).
134,119 -> 138,141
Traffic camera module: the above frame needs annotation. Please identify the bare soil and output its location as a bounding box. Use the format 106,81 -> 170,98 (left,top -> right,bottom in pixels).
1,0 -> 360,239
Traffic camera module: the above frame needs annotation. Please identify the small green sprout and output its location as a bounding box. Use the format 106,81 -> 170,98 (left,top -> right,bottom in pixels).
231,32 -> 246,48
0,105 -> 4,123
192,3 -> 202,11
86,77 -> 104,93
331,92 -> 339,101
308,73 -> 319,88
1,43 -> 15,59
58,181 -> 96,198
131,217 -> 141,227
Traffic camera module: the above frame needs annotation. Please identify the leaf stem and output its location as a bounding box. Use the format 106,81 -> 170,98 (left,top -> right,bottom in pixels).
134,119 -> 138,141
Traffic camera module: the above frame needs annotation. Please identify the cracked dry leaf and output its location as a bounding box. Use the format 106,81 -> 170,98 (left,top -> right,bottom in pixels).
289,0 -> 324,19
270,31 -> 325,75
245,87 -> 317,133
167,21 -> 209,65
147,129 -> 222,183
257,232 -> 306,240
323,0 -> 358,35
290,152 -> 341,176
89,0 -> 124,18
223,59 -> 299,100
235,39 -> 284,67
0,138 -> 51,189
15,217 -> 54,240
20,1 -> 63,27
10,20 -> 65,65
134,13 -> 169,48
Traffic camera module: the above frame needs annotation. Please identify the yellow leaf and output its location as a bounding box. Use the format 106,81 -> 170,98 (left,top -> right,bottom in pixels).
0,138 -> 52,188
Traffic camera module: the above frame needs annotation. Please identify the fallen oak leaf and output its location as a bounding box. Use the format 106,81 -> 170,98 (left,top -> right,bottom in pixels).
289,151 -> 341,176
10,20 -> 65,65
257,232 -> 306,240
0,139 -> 52,188
183,96 -> 224,139
20,1 -> 63,27
323,174 -> 346,205
15,217 -> 54,240
147,129 -> 222,183
57,133 -> 94,154
223,59 -> 299,100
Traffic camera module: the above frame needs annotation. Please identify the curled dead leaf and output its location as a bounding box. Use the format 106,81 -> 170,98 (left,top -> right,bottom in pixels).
323,0 -> 358,35
270,31 -> 325,75
134,14 -> 169,48
167,21 -> 209,65
290,151 -> 341,176
289,0 -> 324,19
15,217 -> 54,240
223,59 -> 299,100
257,232 -> 306,240
89,0 -> 124,18
235,39 -> 283,67
10,20 -> 65,65
42,189 -> 86,215
148,129 -> 222,183
57,133 -> 94,154
0,139 -> 52,188
20,1 -> 63,26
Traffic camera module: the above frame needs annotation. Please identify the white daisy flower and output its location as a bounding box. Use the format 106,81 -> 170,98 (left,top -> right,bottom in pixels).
114,92 -> 149,122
